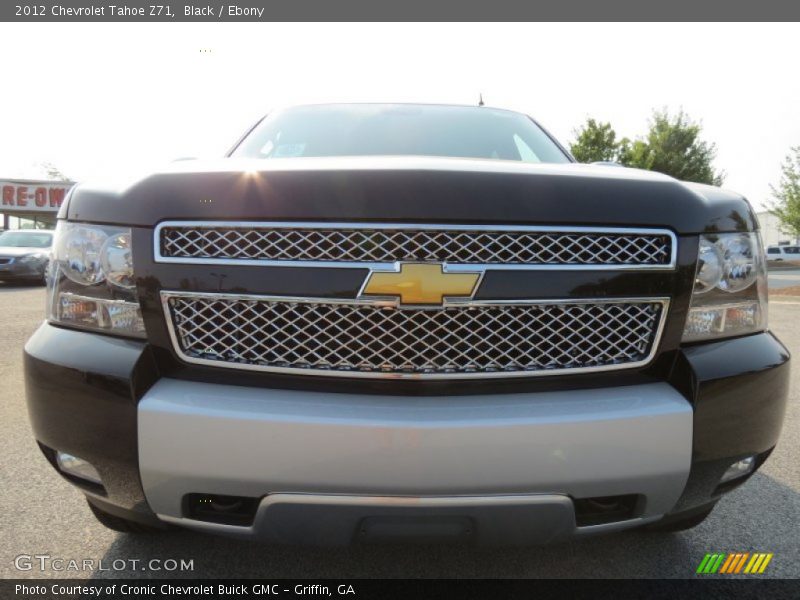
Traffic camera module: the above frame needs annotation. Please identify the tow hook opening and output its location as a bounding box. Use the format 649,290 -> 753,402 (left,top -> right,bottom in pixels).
183,493 -> 260,526
573,494 -> 643,527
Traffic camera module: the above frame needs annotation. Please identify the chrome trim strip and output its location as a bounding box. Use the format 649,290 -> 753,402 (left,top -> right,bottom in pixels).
153,221 -> 679,271
160,291 -> 670,380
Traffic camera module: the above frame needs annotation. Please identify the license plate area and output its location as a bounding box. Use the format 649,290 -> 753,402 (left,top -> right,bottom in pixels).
357,515 -> 475,544
255,493 -> 576,546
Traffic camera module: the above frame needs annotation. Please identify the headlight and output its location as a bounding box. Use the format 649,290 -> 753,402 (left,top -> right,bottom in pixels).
693,237 -> 723,294
682,232 -> 768,342
100,232 -> 135,289
717,233 -> 760,293
60,225 -> 107,285
48,221 -> 144,338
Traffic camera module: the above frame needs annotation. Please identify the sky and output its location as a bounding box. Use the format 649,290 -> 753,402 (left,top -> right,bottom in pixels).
1,22 -> 798,211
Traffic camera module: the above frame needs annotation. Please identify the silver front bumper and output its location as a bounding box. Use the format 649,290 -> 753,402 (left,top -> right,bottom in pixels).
139,379 -> 693,542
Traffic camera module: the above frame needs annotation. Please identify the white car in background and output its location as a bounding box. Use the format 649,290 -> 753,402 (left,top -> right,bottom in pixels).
766,245 -> 800,264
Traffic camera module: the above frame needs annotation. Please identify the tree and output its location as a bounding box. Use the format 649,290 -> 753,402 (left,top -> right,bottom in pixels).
40,161 -> 72,182
570,109 -> 726,186
569,119 -> 627,163
622,109 -> 725,185
769,147 -> 800,240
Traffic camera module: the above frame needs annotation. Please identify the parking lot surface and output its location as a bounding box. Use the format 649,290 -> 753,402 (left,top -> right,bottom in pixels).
1,282 -> 798,579
768,268 -> 800,289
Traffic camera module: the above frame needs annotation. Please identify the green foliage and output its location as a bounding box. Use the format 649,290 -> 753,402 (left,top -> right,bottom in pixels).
570,109 -> 725,186
569,119 -> 626,163
769,147 -> 800,239
622,109 -> 724,185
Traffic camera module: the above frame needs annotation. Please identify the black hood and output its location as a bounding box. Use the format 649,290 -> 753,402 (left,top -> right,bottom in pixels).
64,157 -> 757,234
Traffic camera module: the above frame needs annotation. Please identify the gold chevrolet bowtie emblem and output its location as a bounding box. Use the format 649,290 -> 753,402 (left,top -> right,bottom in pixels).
361,263 -> 481,306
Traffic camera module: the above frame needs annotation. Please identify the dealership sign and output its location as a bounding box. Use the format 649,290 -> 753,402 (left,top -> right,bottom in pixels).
1,180 -> 73,214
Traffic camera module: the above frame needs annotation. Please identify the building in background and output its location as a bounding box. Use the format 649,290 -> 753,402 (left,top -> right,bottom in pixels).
1,179 -> 73,230
755,210 -> 798,247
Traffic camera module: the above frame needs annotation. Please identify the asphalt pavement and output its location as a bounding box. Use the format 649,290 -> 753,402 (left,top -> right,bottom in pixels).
768,268 -> 800,289
1,282 -> 798,579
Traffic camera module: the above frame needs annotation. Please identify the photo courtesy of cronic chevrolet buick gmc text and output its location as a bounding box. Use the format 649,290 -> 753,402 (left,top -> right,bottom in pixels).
24,104 -> 790,545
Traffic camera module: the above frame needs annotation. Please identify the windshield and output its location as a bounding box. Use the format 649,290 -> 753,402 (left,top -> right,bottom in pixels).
232,104 -> 570,164
0,231 -> 53,248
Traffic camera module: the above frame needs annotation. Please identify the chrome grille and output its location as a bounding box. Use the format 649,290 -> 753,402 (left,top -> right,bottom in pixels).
157,222 -> 674,268
163,293 -> 668,379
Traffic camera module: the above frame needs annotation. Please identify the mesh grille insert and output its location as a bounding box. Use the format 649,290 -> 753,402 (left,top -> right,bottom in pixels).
164,294 -> 666,379
159,225 -> 673,267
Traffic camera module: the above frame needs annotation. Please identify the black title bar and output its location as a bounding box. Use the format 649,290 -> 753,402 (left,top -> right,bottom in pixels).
3,0 -> 800,21
4,579 -> 799,600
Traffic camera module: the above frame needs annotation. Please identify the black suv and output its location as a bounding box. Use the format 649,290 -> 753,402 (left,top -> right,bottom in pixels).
25,104 -> 789,544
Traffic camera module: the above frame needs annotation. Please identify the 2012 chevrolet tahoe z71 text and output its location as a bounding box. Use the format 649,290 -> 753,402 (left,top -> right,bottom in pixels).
24,104 -> 790,544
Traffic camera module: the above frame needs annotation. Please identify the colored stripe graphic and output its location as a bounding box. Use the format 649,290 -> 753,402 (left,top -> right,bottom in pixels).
719,553 -> 736,574
745,554 -> 761,574
710,554 -> 726,573
696,554 -> 713,574
733,553 -> 750,574
719,554 -> 736,574
702,554 -> 719,574
697,552 -> 773,574
722,553 -> 746,574
759,554 -> 774,573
